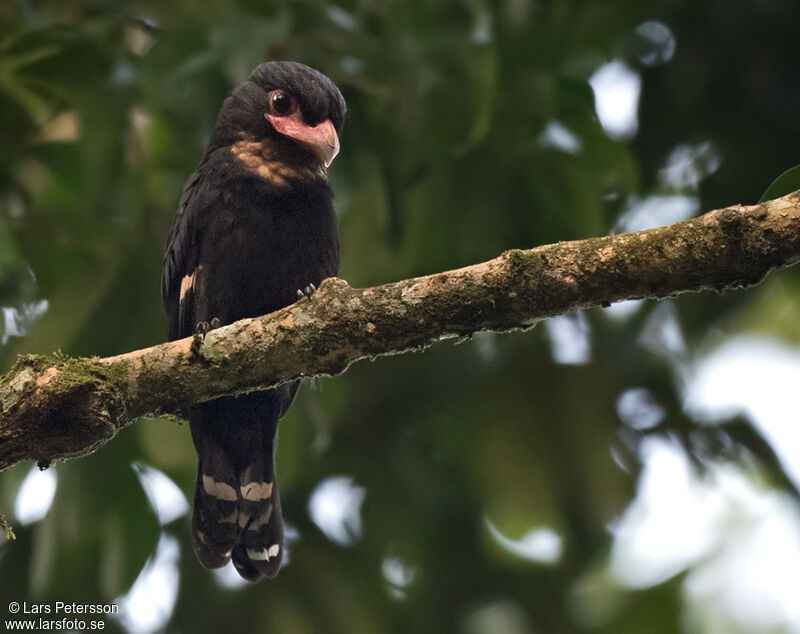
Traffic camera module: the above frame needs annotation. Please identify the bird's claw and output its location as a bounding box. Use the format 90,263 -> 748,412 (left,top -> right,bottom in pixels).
195,317 -> 221,339
296,283 -> 317,301
192,318 -> 221,356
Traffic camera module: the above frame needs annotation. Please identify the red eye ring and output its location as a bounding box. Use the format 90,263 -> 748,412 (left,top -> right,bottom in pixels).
268,90 -> 297,116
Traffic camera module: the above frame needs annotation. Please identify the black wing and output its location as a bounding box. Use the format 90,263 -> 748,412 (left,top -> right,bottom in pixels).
162,162 -> 209,341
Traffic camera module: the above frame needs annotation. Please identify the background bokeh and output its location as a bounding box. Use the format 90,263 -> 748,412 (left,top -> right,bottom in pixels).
2,1 -> 800,632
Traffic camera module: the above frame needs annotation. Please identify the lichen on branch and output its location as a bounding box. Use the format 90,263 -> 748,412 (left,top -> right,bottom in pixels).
1,192 -> 799,472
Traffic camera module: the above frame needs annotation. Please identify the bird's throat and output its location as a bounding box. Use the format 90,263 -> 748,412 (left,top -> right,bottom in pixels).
231,134 -> 327,187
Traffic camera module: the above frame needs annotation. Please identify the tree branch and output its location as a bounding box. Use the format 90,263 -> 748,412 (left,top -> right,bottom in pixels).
2,192 -> 800,472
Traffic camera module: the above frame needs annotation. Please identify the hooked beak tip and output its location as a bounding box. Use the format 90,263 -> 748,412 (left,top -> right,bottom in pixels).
266,114 -> 340,168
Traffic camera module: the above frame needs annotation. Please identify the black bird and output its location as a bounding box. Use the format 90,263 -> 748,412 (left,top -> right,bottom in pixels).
161,61 -> 345,580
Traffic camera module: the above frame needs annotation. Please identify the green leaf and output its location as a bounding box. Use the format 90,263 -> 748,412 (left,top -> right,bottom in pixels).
759,164 -> 800,202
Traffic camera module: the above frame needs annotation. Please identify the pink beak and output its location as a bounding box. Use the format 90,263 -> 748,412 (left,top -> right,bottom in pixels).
265,114 -> 340,167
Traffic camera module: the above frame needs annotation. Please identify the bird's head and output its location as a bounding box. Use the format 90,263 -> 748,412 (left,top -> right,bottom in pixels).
210,61 -> 346,172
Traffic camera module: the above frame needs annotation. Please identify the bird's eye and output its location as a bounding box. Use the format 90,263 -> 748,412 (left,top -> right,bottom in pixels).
269,90 -> 297,116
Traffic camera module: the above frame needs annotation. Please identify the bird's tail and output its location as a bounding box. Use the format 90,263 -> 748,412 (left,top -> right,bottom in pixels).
230,458 -> 284,580
189,391 -> 289,580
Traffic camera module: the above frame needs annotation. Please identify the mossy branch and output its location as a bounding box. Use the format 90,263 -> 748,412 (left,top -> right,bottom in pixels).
2,192 -> 800,472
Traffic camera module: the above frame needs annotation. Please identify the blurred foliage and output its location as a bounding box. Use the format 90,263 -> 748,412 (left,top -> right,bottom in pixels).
1,0 -> 800,633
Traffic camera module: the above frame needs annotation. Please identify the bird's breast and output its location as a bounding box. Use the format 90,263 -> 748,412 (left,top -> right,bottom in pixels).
196,183 -> 339,323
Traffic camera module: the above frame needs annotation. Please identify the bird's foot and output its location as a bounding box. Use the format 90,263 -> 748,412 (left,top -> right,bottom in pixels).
195,317 -> 222,338
192,318 -> 221,355
295,283 -> 317,301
